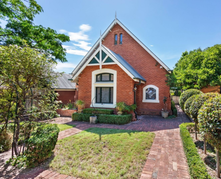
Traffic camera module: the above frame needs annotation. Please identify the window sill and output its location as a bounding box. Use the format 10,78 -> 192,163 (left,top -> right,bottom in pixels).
142,100 -> 159,103
90,103 -> 116,108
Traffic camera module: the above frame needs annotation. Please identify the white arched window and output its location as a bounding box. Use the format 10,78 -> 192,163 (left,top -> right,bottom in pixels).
142,85 -> 159,103
91,69 -> 117,108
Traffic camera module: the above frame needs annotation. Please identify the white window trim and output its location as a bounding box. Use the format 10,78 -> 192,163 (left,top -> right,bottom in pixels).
91,69 -> 117,108
142,85 -> 159,103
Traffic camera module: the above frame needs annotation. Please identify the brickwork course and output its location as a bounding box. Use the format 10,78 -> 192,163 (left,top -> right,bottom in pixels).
0,105 -> 191,179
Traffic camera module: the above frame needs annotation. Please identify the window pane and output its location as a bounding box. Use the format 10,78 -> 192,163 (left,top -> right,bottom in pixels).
96,87 -> 100,103
101,87 -> 110,103
102,74 -> 109,81
96,75 -> 101,81
146,88 -> 156,100
110,87 -> 113,103
120,34 -> 123,44
110,74 -> 113,81
114,34 -> 117,45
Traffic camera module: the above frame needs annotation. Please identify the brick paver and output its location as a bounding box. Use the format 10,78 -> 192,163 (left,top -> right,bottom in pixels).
1,105 -> 191,179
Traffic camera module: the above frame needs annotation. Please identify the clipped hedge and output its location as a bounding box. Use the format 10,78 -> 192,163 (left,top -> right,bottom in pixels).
184,95 -> 197,116
72,113 -> 132,125
179,123 -> 211,179
25,124 -> 59,167
171,100 -> 177,116
83,108 -> 114,114
179,89 -> 202,110
0,130 -> 12,153
98,114 -> 132,125
198,96 -> 221,151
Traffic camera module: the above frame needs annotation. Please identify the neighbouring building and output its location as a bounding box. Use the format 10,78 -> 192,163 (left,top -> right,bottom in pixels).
71,18 -> 171,116
54,73 -> 77,104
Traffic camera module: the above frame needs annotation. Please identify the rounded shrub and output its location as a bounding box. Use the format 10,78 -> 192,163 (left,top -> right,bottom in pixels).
184,95 -> 197,116
179,89 -> 202,110
198,95 -> 221,151
190,93 -> 220,122
25,124 -> 59,167
0,130 -> 12,153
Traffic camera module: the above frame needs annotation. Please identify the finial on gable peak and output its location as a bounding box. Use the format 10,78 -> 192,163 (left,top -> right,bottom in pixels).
115,11 -> 117,20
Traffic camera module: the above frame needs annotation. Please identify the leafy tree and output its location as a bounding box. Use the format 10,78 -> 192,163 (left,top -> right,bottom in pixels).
0,44 -> 60,156
0,0 -> 69,62
167,45 -> 221,90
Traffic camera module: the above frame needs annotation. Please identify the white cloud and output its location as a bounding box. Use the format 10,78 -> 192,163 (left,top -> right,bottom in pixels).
79,24 -> 91,32
73,41 -> 91,51
55,62 -> 76,70
59,29 -> 67,33
150,45 -> 154,47
61,24 -> 92,56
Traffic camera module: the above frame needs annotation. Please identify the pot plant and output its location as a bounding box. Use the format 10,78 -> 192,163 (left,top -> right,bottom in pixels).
116,102 -> 137,115
161,96 -> 169,118
75,100 -> 85,113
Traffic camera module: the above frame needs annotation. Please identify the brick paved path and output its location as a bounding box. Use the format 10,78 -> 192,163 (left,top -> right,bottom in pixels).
1,105 -> 191,179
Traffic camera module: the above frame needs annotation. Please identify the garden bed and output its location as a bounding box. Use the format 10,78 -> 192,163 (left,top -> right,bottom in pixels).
57,109 -> 77,117
50,127 -> 155,179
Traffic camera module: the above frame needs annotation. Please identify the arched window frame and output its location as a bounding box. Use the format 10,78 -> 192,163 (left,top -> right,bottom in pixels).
142,85 -> 159,103
114,34 -> 118,45
91,69 -> 117,108
119,33 -> 123,44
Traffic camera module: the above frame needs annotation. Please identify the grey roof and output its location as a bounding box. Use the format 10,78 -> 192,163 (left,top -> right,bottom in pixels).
103,45 -> 146,82
53,73 -> 76,89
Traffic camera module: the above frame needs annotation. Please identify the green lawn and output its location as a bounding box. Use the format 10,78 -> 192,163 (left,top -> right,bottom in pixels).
56,124 -> 76,131
50,128 -> 155,179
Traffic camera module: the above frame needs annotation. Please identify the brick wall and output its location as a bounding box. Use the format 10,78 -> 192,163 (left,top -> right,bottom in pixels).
102,23 -> 171,115
56,91 -> 77,104
78,65 -> 134,108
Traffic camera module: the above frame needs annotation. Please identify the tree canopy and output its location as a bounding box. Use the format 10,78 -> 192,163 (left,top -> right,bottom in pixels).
0,0 -> 69,62
167,44 -> 221,89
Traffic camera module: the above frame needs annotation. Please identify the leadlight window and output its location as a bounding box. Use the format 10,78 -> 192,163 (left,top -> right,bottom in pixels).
96,73 -> 113,82
120,33 -> 123,44
146,88 -> 156,100
96,87 -> 113,103
114,34 -> 118,45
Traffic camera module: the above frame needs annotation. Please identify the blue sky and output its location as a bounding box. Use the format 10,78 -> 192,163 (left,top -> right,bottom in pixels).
30,0 -> 221,72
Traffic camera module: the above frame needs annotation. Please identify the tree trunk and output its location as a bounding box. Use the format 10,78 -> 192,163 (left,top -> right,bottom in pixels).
195,122 -> 198,140
204,135 -> 207,154
216,148 -> 220,178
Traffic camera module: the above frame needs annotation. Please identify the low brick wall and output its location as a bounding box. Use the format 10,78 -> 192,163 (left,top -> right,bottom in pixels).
57,109 -> 77,117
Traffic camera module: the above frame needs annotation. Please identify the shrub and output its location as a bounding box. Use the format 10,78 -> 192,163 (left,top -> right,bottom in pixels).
72,113 -> 132,125
83,108 -> 114,115
25,124 -> 59,167
98,114 -> 132,125
179,89 -> 202,110
72,113 -> 92,122
0,130 -> 12,153
179,123 -> 212,179
171,100 -> 177,116
198,96 -> 221,151
184,95 -> 197,116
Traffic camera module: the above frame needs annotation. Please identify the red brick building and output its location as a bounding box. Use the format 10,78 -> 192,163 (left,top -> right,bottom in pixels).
71,18 -> 171,116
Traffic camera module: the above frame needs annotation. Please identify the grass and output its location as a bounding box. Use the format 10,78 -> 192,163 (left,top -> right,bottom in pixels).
50,128 -> 155,179
56,124 -> 76,131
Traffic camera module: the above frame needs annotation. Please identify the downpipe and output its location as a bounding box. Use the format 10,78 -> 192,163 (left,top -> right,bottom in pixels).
133,79 -> 141,120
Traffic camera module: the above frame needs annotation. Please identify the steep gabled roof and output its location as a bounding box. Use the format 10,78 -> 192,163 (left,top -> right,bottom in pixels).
53,73 -> 76,89
71,18 -> 170,81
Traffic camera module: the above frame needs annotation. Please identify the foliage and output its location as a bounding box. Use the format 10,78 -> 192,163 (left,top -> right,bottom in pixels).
50,127 -> 155,179
179,123 -> 212,179
0,130 -> 12,153
116,102 -> 136,113
179,89 -> 202,110
0,45 -> 60,157
75,100 -> 85,106
98,114 -> 132,125
83,108 -> 114,115
171,100 -> 177,116
0,0 -> 69,62
198,96 -> 221,151
168,45 -> 221,89
189,93 -> 220,122
72,113 -> 132,125
25,124 -> 59,167
184,95 -> 197,117
162,96 -> 168,112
